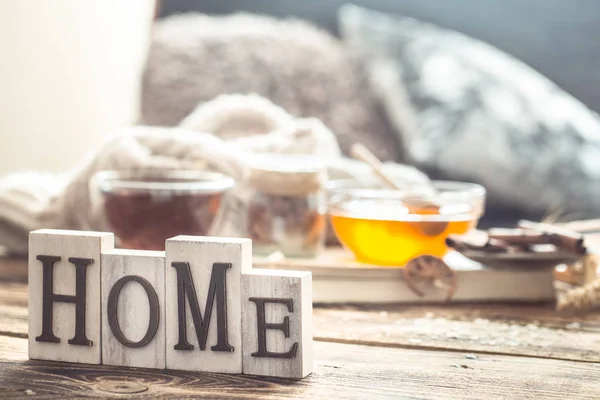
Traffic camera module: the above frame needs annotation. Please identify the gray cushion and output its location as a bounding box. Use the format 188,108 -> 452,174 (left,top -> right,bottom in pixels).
140,12 -> 405,162
339,4 -> 600,218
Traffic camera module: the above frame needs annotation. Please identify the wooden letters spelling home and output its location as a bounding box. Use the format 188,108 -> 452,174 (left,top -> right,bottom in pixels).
28,229 -> 312,379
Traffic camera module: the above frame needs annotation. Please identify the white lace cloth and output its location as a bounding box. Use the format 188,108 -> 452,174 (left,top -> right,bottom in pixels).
0,94 -> 429,254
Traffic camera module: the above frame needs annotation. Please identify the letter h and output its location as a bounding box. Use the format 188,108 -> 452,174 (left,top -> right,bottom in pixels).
35,255 -> 94,346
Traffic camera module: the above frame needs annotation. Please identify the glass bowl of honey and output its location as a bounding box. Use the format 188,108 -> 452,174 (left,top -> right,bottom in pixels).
327,181 -> 485,266
90,169 -> 235,251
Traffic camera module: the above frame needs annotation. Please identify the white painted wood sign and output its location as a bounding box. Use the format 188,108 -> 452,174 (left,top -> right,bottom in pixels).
28,229 -> 313,379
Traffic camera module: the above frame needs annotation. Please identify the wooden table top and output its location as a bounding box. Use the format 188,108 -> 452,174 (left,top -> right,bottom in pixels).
1,257 -> 600,399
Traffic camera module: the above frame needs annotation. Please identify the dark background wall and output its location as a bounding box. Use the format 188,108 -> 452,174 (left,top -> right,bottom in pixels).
158,0 -> 600,114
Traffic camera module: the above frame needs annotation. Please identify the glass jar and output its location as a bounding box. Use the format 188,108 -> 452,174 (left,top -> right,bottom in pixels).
327,181 -> 486,266
244,153 -> 328,258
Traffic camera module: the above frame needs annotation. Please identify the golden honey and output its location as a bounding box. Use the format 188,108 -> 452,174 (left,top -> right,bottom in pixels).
327,184 -> 484,266
330,214 -> 475,266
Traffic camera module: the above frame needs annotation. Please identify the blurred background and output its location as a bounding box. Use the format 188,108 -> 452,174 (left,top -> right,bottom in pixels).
0,0 -> 156,174
159,0 -> 600,112
2,0 -> 600,250
3,0 -> 600,173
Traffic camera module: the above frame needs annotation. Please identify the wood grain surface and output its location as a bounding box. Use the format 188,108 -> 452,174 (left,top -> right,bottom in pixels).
165,236 -> 252,373
2,277 -> 600,363
101,249 -> 166,369
0,282 -> 27,338
2,257 -> 600,398
242,269 -> 313,378
0,257 -> 26,282
1,335 -> 600,399
313,304 -> 600,362
28,230 -> 114,364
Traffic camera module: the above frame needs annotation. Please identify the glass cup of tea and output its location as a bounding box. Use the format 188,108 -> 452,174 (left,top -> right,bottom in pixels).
89,169 -> 235,250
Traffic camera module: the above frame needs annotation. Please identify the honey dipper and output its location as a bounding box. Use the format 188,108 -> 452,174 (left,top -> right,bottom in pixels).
349,143 -> 448,236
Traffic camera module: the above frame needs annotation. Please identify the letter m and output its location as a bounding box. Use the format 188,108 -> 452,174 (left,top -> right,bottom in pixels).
171,262 -> 233,352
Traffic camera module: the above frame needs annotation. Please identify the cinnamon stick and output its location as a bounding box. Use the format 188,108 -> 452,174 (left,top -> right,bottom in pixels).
518,220 -> 587,255
485,238 -> 513,252
446,235 -> 509,253
487,228 -> 550,245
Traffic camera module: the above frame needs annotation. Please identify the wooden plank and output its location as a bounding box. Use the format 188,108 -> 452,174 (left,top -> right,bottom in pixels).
0,335 -> 600,399
0,280 -> 28,339
0,257 -> 27,283
101,249 -> 166,369
0,304 -> 27,339
3,278 -> 600,363
313,304 -> 600,362
0,282 -> 27,307
0,335 -> 28,361
28,229 -> 114,364
242,269 -> 313,378
165,236 -> 252,373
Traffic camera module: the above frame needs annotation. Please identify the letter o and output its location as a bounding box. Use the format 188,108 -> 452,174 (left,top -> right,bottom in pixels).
107,275 -> 159,348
